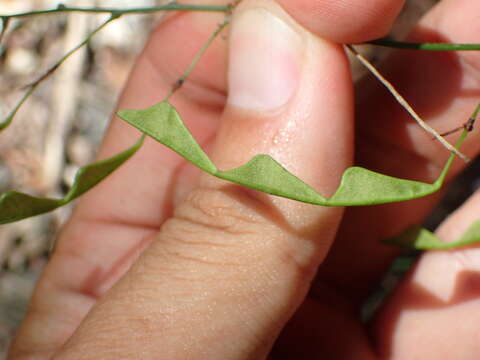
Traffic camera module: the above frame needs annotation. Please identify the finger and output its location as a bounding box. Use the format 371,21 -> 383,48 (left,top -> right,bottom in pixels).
374,189 -> 480,358
73,0 -> 406,229
8,0 -> 392,355
9,8 -> 230,359
357,0 -> 480,174
11,0 -> 400,355
318,0 -> 480,302
271,297 -> 377,359
73,9 -> 230,229
277,0 -> 405,43
185,0 -> 405,44
51,1 -> 354,358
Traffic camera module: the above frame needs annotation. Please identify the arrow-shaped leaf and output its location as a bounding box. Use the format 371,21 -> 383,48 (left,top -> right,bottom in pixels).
0,137 -> 144,224
119,101 -> 465,207
384,221 -> 480,250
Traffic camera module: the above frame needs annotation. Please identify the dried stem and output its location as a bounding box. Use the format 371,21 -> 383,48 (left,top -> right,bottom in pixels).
345,44 -> 469,162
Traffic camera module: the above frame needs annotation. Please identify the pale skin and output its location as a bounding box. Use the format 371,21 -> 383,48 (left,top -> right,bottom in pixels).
8,0 -> 480,358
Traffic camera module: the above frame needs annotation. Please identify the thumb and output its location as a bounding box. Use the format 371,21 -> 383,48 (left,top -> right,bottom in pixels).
56,1 -> 353,358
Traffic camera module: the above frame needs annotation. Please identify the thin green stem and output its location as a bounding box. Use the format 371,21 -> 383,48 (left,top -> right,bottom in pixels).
367,38 -> 480,51
0,15 -> 117,131
165,17 -> 231,101
0,3 -> 229,19
471,103 -> 480,120
29,14 -> 115,88
0,86 -> 35,131
1,1 -> 237,131
436,103 -> 479,185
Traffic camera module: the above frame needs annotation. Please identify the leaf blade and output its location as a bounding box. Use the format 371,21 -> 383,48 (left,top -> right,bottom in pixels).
118,102 -> 217,174
384,221 -> 480,250
0,137 -> 143,224
119,101 -> 463,208
327,167 -> 439,206
217,155 -> 327,204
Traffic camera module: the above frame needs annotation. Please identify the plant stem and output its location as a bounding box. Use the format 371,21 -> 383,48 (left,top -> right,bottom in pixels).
164,0 -> 241,100
4,5 -> 480,53
436,104 -> 478,185
165,17 -> 231,101
1,1 -> 239,130
0,86 -> 35,131
0,3 -> 229,19
31,14 -> 116,87
345,44 -> 469,162
0,17 -> 9,43
0,15 -> 117,131
367,38 -> 480,51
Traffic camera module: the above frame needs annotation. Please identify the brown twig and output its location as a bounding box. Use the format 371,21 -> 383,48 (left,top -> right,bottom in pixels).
345,44 -> 469,162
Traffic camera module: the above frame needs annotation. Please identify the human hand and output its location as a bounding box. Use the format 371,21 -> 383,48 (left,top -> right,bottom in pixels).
9,0 -> 480,359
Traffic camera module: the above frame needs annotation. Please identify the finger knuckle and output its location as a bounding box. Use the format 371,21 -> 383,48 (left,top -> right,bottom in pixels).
156,187 -> 318,284
171,187 -> 264,238
153,187 -> 269,274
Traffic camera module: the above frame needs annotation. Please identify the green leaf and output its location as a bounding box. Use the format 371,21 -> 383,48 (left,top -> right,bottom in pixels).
118,102 -> 217,174
217,155 -> 327,204
327,167 -> 440,206
0,137 -> 144,224
118,101 -> 464,207
383,221 -> 480,250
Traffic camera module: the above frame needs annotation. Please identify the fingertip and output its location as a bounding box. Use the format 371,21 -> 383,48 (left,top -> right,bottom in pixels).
374,190 -> 480,359
211,0 -> 354,197
276,0 -> 405,43
436,190 -> 480,242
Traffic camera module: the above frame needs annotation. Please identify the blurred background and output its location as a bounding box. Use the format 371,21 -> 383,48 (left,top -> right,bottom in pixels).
2,0 -> 478,357
0,0 -> 163,355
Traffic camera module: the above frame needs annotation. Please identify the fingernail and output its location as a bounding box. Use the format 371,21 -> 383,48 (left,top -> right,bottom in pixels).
228,8 -> 303,112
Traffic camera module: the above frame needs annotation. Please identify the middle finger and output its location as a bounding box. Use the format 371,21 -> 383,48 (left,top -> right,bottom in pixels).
319,0 -> 480,303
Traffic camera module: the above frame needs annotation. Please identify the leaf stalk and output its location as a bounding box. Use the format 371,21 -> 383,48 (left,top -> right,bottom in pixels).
367,38 -> 480,51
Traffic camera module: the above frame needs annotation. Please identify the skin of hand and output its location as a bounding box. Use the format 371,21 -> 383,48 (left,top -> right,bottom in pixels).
8,0 -> 480,358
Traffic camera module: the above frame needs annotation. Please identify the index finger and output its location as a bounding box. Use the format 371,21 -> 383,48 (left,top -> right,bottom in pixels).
277,0 -> 405,43
73,0 -> 407,229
